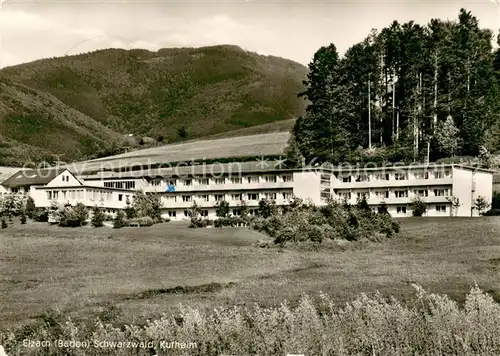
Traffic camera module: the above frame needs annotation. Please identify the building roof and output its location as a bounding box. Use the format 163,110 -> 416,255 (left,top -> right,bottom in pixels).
35,185 -> 135,193
79,161 -> 495,180
1,167 -> 68,188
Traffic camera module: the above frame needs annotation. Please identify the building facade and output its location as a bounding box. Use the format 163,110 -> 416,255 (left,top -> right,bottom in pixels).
0,163 -> 494,220
78,163 -> 493,220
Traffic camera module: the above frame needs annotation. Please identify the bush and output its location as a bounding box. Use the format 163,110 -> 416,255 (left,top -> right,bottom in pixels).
1,219 -> 7,229
190,218 -> 213,228
484,208 -> 500,216
127,217 -> 154,227
32,208 -> 49,222
113,211 -> 126,229
91,207 -> 105,228
20,212 -> 27,224
58,203 -> 88,227
250,200 -> 400,246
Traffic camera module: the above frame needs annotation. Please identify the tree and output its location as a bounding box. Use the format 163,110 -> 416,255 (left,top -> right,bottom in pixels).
130,191 -> 163,222
473,196 -> 490,215
113,210 -> 126,229
378,201 -> 389,215
25,196 -> 36,219
356,194 -> 371,214
58,203 -> 89,227
435,115 -> 462,157
91,206 -> 105,227
124,199 -> 137,219
257,199 -> 278,218
446,196 -> 462,217
411,197 -> 427,217
215,201 -> 230,218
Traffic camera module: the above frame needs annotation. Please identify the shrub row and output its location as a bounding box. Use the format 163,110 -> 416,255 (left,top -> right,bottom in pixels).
3,285 -> 500,356
250,199 -> 400,245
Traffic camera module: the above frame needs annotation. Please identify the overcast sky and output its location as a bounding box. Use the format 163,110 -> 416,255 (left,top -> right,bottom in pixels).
0,0 -> 499,68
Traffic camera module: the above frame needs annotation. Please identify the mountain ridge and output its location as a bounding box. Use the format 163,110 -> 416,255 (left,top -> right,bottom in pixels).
0,44 -> 308,166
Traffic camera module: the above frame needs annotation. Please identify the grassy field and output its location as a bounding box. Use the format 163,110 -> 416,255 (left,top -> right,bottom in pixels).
1,217 -> 500,333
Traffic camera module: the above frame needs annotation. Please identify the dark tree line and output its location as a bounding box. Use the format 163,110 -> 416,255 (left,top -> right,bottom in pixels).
290,9 -> 500,165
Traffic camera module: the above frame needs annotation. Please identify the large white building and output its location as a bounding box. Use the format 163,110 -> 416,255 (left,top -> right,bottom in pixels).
0,162 -> 494,219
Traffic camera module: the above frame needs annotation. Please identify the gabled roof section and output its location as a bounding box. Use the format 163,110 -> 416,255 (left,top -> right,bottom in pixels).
1,167 -> 69,188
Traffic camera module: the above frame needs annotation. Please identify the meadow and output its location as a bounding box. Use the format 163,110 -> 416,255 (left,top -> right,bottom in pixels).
1,217 -> 500,354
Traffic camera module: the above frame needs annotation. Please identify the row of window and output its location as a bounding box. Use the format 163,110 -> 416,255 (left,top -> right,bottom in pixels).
150,175 -> 294,187
395,205 -> 447,214
46,189 -> 131,202
337,170 -> 451,183
104,181 -> 136,189
168,208 -> 263,218
163,192 -> 294,203
336,188 -> 450,200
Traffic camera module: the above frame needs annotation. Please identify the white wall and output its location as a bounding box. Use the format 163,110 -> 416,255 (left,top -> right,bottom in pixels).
473,170 -> 493,215
46,170 -> 82,187
293,171 -> 321,205
451,167 -> 474,217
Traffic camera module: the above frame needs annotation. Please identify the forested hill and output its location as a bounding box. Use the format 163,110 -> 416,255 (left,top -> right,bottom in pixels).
0,45 -> 308,166
290,9 -> 500,166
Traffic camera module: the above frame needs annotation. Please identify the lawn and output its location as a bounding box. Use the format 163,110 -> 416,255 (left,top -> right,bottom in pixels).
1,217 -> 500,332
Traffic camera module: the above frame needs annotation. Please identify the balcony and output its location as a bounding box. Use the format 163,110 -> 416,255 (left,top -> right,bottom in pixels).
334,178 -> 453,189
145,181 -> 295,193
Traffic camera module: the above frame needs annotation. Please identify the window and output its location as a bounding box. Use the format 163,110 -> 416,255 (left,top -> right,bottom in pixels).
197,178 -> 209,185
395,190 -> 408,198
184,210 -> 190,217
414,172 -> 429,180
184,180 -> 192,186
414,189 -> 428,197
199,194 -> 209,202
395,173 -> 408,181
182,195 -> 192,202
201,210 -> 209,217
373,173 -> 389,181
215,194 -> 225,202
47,191 -> 52,200
375,191 -> 389,199
247,193 -> 258,200
214,178 -> 225,184
151,180 -> 161,186
168,211 -> 176,218
339,192 -> 351,200
167,180 -> 177,186
433,189 -> 448,197
342,176 -> 352,183
355,175 -> 370,182
265,192 -> 277,200
231,194 -> 242,201
436,205 -> 447,213
282,175 -> 293,183
434,171 -> 444,179
118,194 -> 123,201
232,209 -> 241,216
265,176 -> 277,183
230,178 -> 242,184
396,206 -> 407,214
282,192 -> 293,200
247,176 -> 259,184
11,188 -> 19,194
356,191 -> 368,199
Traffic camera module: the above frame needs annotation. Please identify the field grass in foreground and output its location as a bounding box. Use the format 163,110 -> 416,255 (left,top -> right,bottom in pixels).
0,217 -> 499,334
